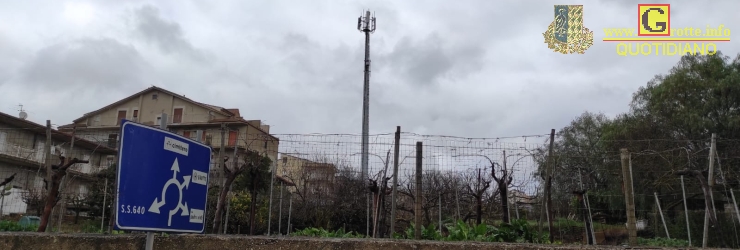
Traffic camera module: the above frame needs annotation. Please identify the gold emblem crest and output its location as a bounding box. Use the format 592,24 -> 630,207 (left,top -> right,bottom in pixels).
543,5 -> 594,54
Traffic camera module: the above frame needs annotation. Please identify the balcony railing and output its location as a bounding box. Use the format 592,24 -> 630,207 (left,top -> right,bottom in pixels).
69,164 -> 107,174
0,141 -> 108,175
0,141 -> 43,163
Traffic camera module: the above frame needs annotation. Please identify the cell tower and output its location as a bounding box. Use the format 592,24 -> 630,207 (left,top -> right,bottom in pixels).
357,10 -> 376,183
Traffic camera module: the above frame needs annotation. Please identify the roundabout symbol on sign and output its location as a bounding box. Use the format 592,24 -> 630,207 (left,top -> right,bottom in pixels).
148,158 -> 191,226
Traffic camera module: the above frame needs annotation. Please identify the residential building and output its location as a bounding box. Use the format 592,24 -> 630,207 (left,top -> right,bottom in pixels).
0,111 -> 117,216
509,189 -> 536,213
277,154 -> 337,197
57,86 -> 279,187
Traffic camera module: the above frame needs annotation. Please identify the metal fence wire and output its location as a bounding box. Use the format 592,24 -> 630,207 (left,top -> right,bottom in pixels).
0,125 -> 739,248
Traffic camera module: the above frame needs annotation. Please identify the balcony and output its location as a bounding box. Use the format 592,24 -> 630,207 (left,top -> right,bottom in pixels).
307,173 -> 334,182
0,141 -> 108,176
69,164 -> 108,174
0,141 -> 44,163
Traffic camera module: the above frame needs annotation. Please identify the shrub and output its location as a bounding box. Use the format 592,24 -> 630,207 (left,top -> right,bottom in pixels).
0,220 -> 38,232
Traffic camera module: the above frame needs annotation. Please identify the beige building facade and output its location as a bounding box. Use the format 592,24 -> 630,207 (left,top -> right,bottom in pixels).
277,154 -> 336,197
58,86 -> 279,186
0,111 -> 117,216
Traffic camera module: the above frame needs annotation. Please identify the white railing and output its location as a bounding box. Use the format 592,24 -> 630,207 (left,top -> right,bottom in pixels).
0,141 -> 42,164
69,164 -> 104,174
0,141 -> 108,175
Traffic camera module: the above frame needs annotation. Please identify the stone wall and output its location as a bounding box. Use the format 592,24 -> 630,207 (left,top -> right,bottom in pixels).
0,233 -> 721,250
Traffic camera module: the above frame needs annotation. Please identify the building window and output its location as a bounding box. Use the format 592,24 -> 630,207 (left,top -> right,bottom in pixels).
117,110 -> 127,125
132,109 -> 139,122
152,94 -> 158,100
107,134 -> 118,148
173,108 -> 183,123
228,131 -> 237,147
183,130 -> 205,142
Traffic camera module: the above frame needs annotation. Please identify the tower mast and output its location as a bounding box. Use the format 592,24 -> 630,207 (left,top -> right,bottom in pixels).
357,9 -> 376,236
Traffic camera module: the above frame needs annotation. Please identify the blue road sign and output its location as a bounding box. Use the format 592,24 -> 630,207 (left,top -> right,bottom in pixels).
115,120 -> 212,233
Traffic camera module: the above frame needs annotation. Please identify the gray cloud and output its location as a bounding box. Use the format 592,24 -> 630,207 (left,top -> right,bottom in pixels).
19,38 -> 150,92
0,0 -> 737,139
381,33 -> 485,87
0,35 -> 19,86
133,5 -> 209,62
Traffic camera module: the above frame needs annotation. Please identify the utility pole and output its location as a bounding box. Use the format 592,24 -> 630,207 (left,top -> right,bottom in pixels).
390,126 -> 400,237
57,126 -> 76,231
357,9 -> 376,236
545,129 -> 555,243
414,141 -> 422,240
267,137 -> 275,236
44,120 -> 52,232
681,176 -> 691,246
212,123 -> 226,233
702,133 -> 717,248
621,149 -> 637,246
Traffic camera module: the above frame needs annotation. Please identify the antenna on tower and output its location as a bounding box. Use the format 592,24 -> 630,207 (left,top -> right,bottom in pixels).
18,104 -> 28,120
357,9 -> 377,33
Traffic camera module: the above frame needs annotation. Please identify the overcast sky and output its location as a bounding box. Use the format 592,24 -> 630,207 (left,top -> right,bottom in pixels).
1,0 -> 738,138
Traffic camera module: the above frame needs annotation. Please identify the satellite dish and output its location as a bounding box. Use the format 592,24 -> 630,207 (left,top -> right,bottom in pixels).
19,111 -> 27,120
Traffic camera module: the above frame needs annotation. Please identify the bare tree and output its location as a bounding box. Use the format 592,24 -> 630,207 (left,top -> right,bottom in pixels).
66,194 -> 87,224
212,150 -> 270,234
0,174 -> 15,216
675,168 -> 725,248
462,168 -> 490,225
21,188 -> 45,216
396,170 -> 450,227
479,151 -> 517,224
37,155 -> 89,232
331,166 -> 366,233
0,174 -> 14,188
212,156 -> 233,234
368,150 -> 392,237
282,154 -> 349,232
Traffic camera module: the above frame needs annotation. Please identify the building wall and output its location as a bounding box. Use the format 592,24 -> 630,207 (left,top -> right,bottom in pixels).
72,128 -> 120,149
79,91 -> 230,128
174,125 -> 278,164
0,157 -> 98,216
67,89 -> 277,160
0,163 -> 44,191
0,123 -> 36,150
62,89 -> 280,188
0,147 -> 101,215
277,155 -> 337,195
277,154 -> 309,191
0,118 -> 114,172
